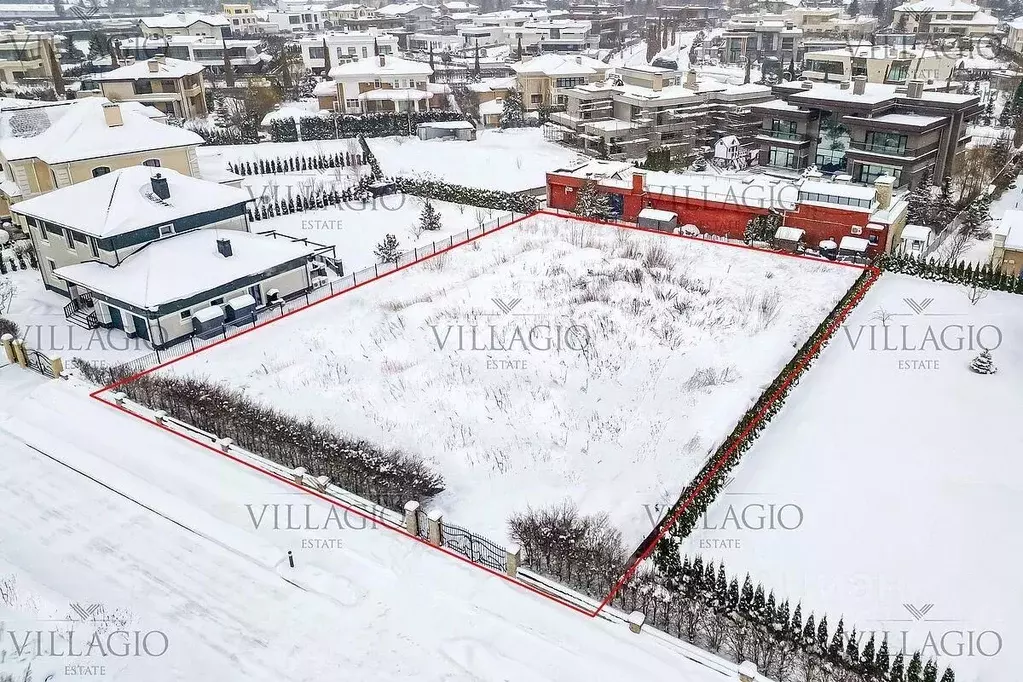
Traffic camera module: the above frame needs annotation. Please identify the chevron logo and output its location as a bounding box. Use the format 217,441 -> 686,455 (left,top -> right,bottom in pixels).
902,603 -> 935,620
903,298 -> 934,314
492,298 -> 522,314
69,603 -> 102,621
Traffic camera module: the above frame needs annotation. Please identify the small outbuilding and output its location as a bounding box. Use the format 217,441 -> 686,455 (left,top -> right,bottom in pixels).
773,225 -> 805,252
838,235 -> 870,261
225,294 -> 257,323
417,120 -> 477,141
637,207 -> 678,232
898,224 -> 932,257
193,305 -> 226,335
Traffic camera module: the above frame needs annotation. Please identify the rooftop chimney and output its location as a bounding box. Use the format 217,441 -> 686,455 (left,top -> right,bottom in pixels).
576,55 -> 582,64
906,78 -> 925,98
151,173 -> 170,200
651,74 -> 662,91
148,58 -> 160,72
839,80 -> 850,90
852,75 -> 866,95
102,102 -> 123,127
155,54 -> 166,64
685,68 -> 697,89
632,169 -> 646,194
217,237 -> 233,258
800,80 -> 813,89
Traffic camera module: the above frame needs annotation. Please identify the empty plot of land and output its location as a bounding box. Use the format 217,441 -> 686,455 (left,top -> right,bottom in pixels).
165,216 -> 859,545
684,274 -> 1023,682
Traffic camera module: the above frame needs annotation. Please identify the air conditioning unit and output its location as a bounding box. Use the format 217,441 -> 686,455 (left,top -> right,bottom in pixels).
850,225 -> 863,235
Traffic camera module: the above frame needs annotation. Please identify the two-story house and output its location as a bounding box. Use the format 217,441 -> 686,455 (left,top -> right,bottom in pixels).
11,166 -> 322,348
91,56 -> 208,120
328,54 -> 439,113
375,3 -> 435,33
139,12 -> 232,39
892,0 -> 997,37
118,36 -> 268,77
0,26 -> 59,85
721,16 -> 802,65
511,53 -> 608,111
0,98 -> 204,216
753,77 -> 982,187
299,30 -> 398,73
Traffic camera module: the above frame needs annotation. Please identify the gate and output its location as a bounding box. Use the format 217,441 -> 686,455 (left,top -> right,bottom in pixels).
440,521 -> 506,571
24,348 -> 54,378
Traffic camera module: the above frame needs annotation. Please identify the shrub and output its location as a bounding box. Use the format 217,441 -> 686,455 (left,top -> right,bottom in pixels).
0,317 -> 19,339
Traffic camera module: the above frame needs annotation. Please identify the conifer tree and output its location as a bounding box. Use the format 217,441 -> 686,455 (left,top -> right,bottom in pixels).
862,633 -> 877,677
906,651 -> 923,682
970,348 -> 997,374
876,637 -> 892,678
374,233 -> 401,263
816,616 -> 830,654
891,651 -> 906,681
923,659 -> 939,682
573,180 -> 612,218
939,668 -> 955,682
829,617 -> 845,658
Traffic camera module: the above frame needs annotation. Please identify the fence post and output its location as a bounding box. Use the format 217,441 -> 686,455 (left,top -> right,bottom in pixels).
505,543 -> 520,578
291,467 -> 306,484
427,509 -> 443,546
627,611 -> 645,634
404,501 -> 420,535
738,662 -> 758,682
12,339 -> 27,368
1,334 -> 14,363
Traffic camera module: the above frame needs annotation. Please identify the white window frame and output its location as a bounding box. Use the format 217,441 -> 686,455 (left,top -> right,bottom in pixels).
143,159 -> 161,167
46,258 -> 56,273
158,224 -> 174,237
180,309 -> 192,320
63,228 -> 75,251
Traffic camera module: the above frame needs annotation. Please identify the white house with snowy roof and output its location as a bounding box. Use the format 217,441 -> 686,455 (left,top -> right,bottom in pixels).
328,54 -> 443,113
0,98 -> 204,217
891,0 -> 997,37
511,54 -> 608,111
11,167 -> 326,348
138,11 -> 231,39
90,56 -> 208,119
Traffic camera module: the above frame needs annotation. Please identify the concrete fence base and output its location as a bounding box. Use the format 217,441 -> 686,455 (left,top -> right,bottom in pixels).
1,334 -> 14,364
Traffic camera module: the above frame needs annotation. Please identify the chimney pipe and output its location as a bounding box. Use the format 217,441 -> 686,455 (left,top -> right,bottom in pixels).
148,58 -> 160,72
217,237 -> 234,258
852,75 -> 866,95
906,78 -> 925,98
102,102 -> 123,127
685,68 -> 697,89
874,175 -> 894,210
151,173 -> 170,200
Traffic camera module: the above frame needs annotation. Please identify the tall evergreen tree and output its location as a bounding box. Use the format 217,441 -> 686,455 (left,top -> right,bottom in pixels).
861,633 -> 877,677
474,40 -> 480,75
374,233 -> 401,263
923,660 -> 939,682
419,199 -> 442,231
223,37 -> 236,88
876,637 -> 892,678
322,38 -> 332,75
829,617 -> 845,659
906,651 -> 923,682
939,668 -> 955,682
816,616 -> 830,654
891,652 -> 906,681
573,179 -> 612,218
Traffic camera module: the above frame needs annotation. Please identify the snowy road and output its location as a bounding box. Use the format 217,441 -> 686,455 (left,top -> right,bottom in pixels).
0,369 -> 731,681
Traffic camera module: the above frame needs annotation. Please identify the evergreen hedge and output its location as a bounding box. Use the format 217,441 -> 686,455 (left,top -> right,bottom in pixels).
388,176 -> 540,214
227,150 -> 367,176
877,251 -> 1023,293
268,111 -> 471,143
73,360 -> 444,509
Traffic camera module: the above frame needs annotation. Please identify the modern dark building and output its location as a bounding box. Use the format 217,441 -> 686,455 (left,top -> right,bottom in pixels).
754,76 -> 982,187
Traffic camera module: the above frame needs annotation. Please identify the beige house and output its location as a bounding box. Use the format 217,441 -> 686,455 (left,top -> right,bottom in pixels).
139,11 -> 231,39
511,53 -> 608,111
92,56 -> 208,119
892,0 -> 998,36
994,210 -> 1023,275
0,26 -> 59,84
328,55 -> 443,114
0,97 -> 204,217
802,44 -> 959,84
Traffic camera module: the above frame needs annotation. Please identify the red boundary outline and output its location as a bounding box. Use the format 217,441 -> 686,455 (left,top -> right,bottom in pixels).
87,208 -> 880,620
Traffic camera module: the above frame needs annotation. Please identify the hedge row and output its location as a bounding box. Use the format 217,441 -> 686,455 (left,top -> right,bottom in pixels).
73,360 -> 444,509
877,251 -> 1023,293
387,176 -> 539,214
269,111 -> 470,142
228,151 -> 366,176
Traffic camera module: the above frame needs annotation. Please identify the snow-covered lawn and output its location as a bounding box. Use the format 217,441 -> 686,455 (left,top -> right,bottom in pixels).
684,273 -> 1023,682
254,194 -> 511,273
197,137 -> 366,171
163,215 -> 860,545
0,369 -> 737,682
1,267 -> 153,365
367,128 -> 584,192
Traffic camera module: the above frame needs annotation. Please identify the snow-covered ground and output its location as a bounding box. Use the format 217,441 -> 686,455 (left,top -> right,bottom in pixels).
1,268 -> 153,366
255,194 -> 510,273
684,273 -> 1023,682
0,368 -> 736,682
163,215 -> 860,545
197,137 -> 367,172
367,128 -> 583,192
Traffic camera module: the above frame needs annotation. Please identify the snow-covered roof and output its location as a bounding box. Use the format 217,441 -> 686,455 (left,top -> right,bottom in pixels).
716,134 -> 740,146
775,225 -> 805,241
1001,209 -> 1023,251
11,166 -> 250,239
92,57 -> 205,81
120,101 -> 169,120
419,120 -> 474,129
313,80 -> 339,97
869,113 -> 945,127
894,0 -> 980,12
376,2 -> 429,15
512,53 -> 606,76
479,98 -> 503,115
0,98 -> 203,164
466,77 -> 515,93
260,104 -> 318,126
638,207 -> 676,222
900,224 -> 932,242
328,54 -> 433,78
139,11 -> 230,28
839,236 -> 870,252
55,229 -> 316,310
193,305 -> 225,323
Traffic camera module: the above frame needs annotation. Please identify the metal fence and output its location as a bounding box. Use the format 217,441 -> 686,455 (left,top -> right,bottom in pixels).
440,519 -> 507,571
23,348 -> 55,378
104,212 -> 525,381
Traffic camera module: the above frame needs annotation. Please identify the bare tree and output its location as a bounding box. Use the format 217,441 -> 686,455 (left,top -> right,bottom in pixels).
963,282 -> 989,306
936,225 -> 974,265
0,278 -> 15,315
870,306 -> 894,326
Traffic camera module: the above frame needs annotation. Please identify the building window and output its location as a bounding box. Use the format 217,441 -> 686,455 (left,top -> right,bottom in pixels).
768,146 -> 798,169
289,15 -> 300,24
134,80 -> 153,94
46,258 -> 56,273
309,46 -> 325,59
210,297 -> 224,306
143,159 -> 161,167
345,98 -> 359,108
856,163 -> 902,186
180,309 -> 191,320
158,224 -> 174,237
886,60 -> 911,83
92,166 -> 111,177
63,228 -> 75,251
362,46 -> 368,57
864,131 -> 908,155
530,94 -> 541,103
90,237 -> 99,258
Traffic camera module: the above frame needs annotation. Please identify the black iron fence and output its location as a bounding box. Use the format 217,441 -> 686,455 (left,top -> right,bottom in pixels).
440,520 -> 507,571
24,348 -> 54,378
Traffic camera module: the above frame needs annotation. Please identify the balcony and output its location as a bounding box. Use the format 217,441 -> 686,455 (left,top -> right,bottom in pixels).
757,128 -> 811,145
846,140 -> 938,160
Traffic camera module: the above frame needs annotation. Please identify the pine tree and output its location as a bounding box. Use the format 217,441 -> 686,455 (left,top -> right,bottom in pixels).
936,176 -> 956,223
862,633 -> 877,677
848,0 -> 860,14
877,637 -> 892,678
923,660 -> 938,682
223,37 -> 236,88
322,38 -> 332,75
969,348 -> 997,374
907,169 -> 933,225
790,603 -> 803,640
802,614 -> 816,648
891,652 -> 906,681
829,617 -> 845,659
906,652 -> 923,682
419,199 -> 442,231
500,89 -> 525,129
939,668 -> 955,682
845,628 -> 861,667
374,233 -> 401,263
816,616 -> 830,654
574,180 -> 612,218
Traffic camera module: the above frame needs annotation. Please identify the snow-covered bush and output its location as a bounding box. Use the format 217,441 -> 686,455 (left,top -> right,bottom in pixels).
970,348 -> 997,374
0,318 -> 18,339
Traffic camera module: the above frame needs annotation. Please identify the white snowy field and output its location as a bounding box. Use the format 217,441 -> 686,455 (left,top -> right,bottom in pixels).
1,268 -> 153,365
684,273 -> 1023,682
0,368 -> 734,682
197,137 -> 366,171
367,128 -> 584,192
252,191 -> 506,273
164,215 -> 861,545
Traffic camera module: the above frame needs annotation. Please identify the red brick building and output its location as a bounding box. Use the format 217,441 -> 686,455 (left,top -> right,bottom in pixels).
545,160 -> 907,256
